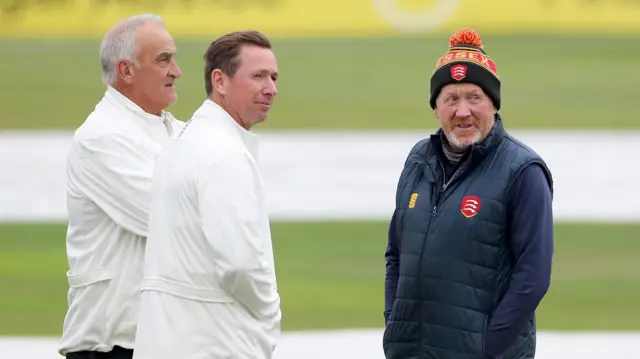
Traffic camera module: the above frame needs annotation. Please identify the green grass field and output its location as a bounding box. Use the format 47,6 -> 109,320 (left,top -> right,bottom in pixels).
1,34 -> 638,338
1,221 -> 638,336
1,35 -> 638,130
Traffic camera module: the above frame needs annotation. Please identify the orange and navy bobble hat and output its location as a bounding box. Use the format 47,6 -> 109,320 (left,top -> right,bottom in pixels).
429,28 -> 501,110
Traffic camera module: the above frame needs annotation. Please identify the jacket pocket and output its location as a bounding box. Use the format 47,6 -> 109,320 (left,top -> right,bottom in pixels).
64,268 -> 116,345
67,268 -> 115,288
66,268 -> 116,317
141,277 -> 234,303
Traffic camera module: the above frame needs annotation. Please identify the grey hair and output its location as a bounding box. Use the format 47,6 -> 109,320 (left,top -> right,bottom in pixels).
99,13 -> 165,86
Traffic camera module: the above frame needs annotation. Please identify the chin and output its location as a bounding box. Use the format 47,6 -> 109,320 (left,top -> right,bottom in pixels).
446,131 -> 481,150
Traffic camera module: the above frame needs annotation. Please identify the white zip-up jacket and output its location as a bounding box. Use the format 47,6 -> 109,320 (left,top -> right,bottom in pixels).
58,86 -> 183,355
132,99 -> 281,359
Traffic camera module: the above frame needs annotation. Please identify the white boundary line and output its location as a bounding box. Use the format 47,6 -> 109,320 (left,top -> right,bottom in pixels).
1,130 -> 640,222
2,330 -> 640,359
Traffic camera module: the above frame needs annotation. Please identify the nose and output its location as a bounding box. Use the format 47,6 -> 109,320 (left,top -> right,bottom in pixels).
264,78 -> 277,97
454,101 -> 471,118
169,59 -> 182,79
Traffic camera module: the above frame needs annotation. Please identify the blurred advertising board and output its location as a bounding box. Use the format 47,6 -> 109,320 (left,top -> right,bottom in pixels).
1,0 -> 638,37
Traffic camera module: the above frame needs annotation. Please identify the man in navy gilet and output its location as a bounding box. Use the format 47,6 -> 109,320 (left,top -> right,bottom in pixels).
382,28 -> 555,359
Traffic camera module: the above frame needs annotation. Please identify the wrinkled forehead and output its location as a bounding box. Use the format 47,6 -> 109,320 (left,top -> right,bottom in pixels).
136,23 -> 176,58
440,83 -> 485,96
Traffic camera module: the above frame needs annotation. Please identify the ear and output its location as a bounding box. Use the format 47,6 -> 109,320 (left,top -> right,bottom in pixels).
116,60 -> 135,85
211,69 -> 228,96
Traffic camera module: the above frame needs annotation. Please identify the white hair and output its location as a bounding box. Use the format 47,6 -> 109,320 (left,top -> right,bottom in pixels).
99,13 -> 165,86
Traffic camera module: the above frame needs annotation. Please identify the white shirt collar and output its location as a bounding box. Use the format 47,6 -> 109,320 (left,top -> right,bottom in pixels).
104,86 -> 175,123
103,86 -> 177,139
194,99 -> 260,158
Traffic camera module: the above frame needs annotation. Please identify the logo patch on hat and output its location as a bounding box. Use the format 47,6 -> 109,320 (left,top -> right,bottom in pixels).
460,195 -> 481,218
451,64 -> 467,81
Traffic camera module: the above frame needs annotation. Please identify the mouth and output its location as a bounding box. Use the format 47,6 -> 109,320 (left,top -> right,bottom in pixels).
256,102 -> 271,109
455,124 -> 473,129
165,83 -> 174,88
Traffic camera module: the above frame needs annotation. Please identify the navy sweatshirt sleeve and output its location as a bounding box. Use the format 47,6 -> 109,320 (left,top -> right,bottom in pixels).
384,209 -> 400,325
484,163 -> 554,359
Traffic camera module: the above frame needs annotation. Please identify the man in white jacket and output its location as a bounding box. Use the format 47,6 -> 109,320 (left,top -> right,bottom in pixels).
59,14 -> 183,359
133,30 -> 281,359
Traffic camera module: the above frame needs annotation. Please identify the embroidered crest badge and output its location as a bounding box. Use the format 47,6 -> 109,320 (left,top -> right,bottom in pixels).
451,64 -> 467,81
460,195 -> 481,218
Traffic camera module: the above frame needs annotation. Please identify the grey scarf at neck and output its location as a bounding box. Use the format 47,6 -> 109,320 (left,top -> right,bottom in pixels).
441,132 -> 467,163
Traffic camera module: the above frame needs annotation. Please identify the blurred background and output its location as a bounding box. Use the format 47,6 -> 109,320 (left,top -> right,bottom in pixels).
1,0 -> 639,358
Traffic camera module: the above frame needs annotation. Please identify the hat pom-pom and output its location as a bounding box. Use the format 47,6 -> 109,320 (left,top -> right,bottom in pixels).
449,28 -> 483,49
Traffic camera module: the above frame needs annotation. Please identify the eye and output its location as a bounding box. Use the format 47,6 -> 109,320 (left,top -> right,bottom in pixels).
445,96 -> 458,104
157,53 -> 173,63
467,94 -> 481,103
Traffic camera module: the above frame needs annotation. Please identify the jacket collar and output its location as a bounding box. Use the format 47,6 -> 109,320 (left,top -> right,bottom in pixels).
103,86 -> 177,142
192,99 -> 260,158
104,86 -> 172,122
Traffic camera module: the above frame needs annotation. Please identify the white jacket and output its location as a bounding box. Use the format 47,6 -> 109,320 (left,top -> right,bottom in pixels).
59,86 -> 183,355
133,99 -> 281,359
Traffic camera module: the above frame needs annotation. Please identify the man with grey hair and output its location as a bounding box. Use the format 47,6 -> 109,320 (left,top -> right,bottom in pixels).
58,13 -> 183,359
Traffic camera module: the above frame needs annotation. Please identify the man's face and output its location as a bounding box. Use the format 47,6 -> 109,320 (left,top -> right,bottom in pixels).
434,83 -> 496,150
221,45 -> 278,129
126,23 -> 182,114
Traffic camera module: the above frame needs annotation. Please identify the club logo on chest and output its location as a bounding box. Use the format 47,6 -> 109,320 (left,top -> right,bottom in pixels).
460,195 -> 481,218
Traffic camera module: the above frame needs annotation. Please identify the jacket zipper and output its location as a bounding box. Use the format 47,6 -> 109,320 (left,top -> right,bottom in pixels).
432,155 -> 471,216
419,154 -> 472,351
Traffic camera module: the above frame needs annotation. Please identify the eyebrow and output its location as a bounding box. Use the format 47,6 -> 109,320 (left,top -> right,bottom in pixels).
156,51 -> 175,61
256,69 -> 279,78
